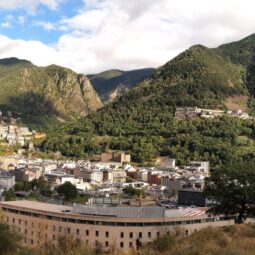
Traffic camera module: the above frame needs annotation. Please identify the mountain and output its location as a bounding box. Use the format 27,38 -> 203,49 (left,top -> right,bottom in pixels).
0,59 -> 102,128
216,33 -> 255,97
89,44 -> 248,131
217,33 -> 255,67
88,68 -> 154,103
43,33 -> 255,163
0,57 -> 32,66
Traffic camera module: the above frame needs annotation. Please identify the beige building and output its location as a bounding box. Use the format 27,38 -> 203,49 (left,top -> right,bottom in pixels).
0,200 -> 240,252
101,152 -> 131,164
0,155 -> 23,171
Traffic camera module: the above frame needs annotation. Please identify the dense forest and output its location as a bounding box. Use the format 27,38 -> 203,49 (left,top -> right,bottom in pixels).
42,116 -> 255,166
42,34 -> 255,165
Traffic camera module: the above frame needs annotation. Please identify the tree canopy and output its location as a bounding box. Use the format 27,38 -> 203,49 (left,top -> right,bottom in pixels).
43,116 -> 255,166
205,160 -> 255,223
57,182 -> 78,201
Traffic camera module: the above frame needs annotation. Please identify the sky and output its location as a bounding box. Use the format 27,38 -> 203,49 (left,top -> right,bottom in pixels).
0,0 -> 255,74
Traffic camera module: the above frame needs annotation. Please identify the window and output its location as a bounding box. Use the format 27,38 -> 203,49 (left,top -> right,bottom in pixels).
12,218 -> 15,223
129,232 -> 133,238
120,232 -> 124,238
105,241 -> 108,247
45,234 -> 47,240
31,239 -> 33,245
129,242 -> 133,248
31,222 -> 34,227
86,230 -> 89,236
25,229 -> 27,235
139,232 -> 142,238
53,235 -> 55,240
59,226 -> 62,233
95,231 -> 99,237
53,225 -> 56,231
105,231 -> 109,238
148,232 -> 151,238
67,228 -> 70,234
95,240 -> 99,247
25,221 -> 27,226
19,219 -> 21,225
31,231 -> 34,236
120,242 -> 124,248
76,229 -> 79,235
6,217 -> 9,222
157,232 -> 160,237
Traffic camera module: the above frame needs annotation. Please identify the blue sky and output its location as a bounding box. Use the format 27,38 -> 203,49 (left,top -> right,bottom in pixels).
0,1 -> 84,44
0,0 -> 254,74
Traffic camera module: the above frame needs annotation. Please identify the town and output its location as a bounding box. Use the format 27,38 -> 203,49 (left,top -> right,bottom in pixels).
0,152 -> 208,206
0,151 -> 244,252
0,110 -> 45,147
0,2 -> 255,254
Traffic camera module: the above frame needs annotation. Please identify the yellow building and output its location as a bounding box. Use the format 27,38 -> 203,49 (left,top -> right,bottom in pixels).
33,133 -> 47,140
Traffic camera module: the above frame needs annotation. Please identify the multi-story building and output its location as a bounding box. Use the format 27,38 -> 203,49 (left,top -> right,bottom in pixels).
190,161 -> 210,175
81,169 -> 103,183
14,167 -> 43,182
101,152 -> 131,164
0,170 -> 15,190
44,172 -> 75,185
0,200 -> 241,252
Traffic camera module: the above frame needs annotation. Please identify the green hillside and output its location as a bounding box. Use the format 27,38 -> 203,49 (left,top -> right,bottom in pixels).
0,59 -> 102,129
86,45 -> 248,134
88,68 -> 154,103
217,33 -> 255,67
43,34 -> 255,164
217,34 -> 255,98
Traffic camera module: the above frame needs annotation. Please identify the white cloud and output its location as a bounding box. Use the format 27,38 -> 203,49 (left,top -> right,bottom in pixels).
1,22 -> 12,28
0,0 -> 60,12
18,16 -> 25,25
0,35 -> 58,66
1,0 -> 255,73
34,21 -> 56,31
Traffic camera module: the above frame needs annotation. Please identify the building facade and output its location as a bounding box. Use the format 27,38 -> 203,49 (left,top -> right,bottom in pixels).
178,189 -> 206,207
0,200 -> 240,252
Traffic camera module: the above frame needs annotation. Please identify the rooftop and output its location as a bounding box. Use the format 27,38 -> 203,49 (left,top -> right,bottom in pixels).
0,200 -> 72,214
0,200 -> 207,219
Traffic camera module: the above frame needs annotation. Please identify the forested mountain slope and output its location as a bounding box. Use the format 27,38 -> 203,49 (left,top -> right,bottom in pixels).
88,68 -> 154,103
43,34 -> 255,164
0,58 -> 102,128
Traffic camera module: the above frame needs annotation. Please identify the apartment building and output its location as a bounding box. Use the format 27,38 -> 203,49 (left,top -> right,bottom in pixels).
0,200 -> 239,252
